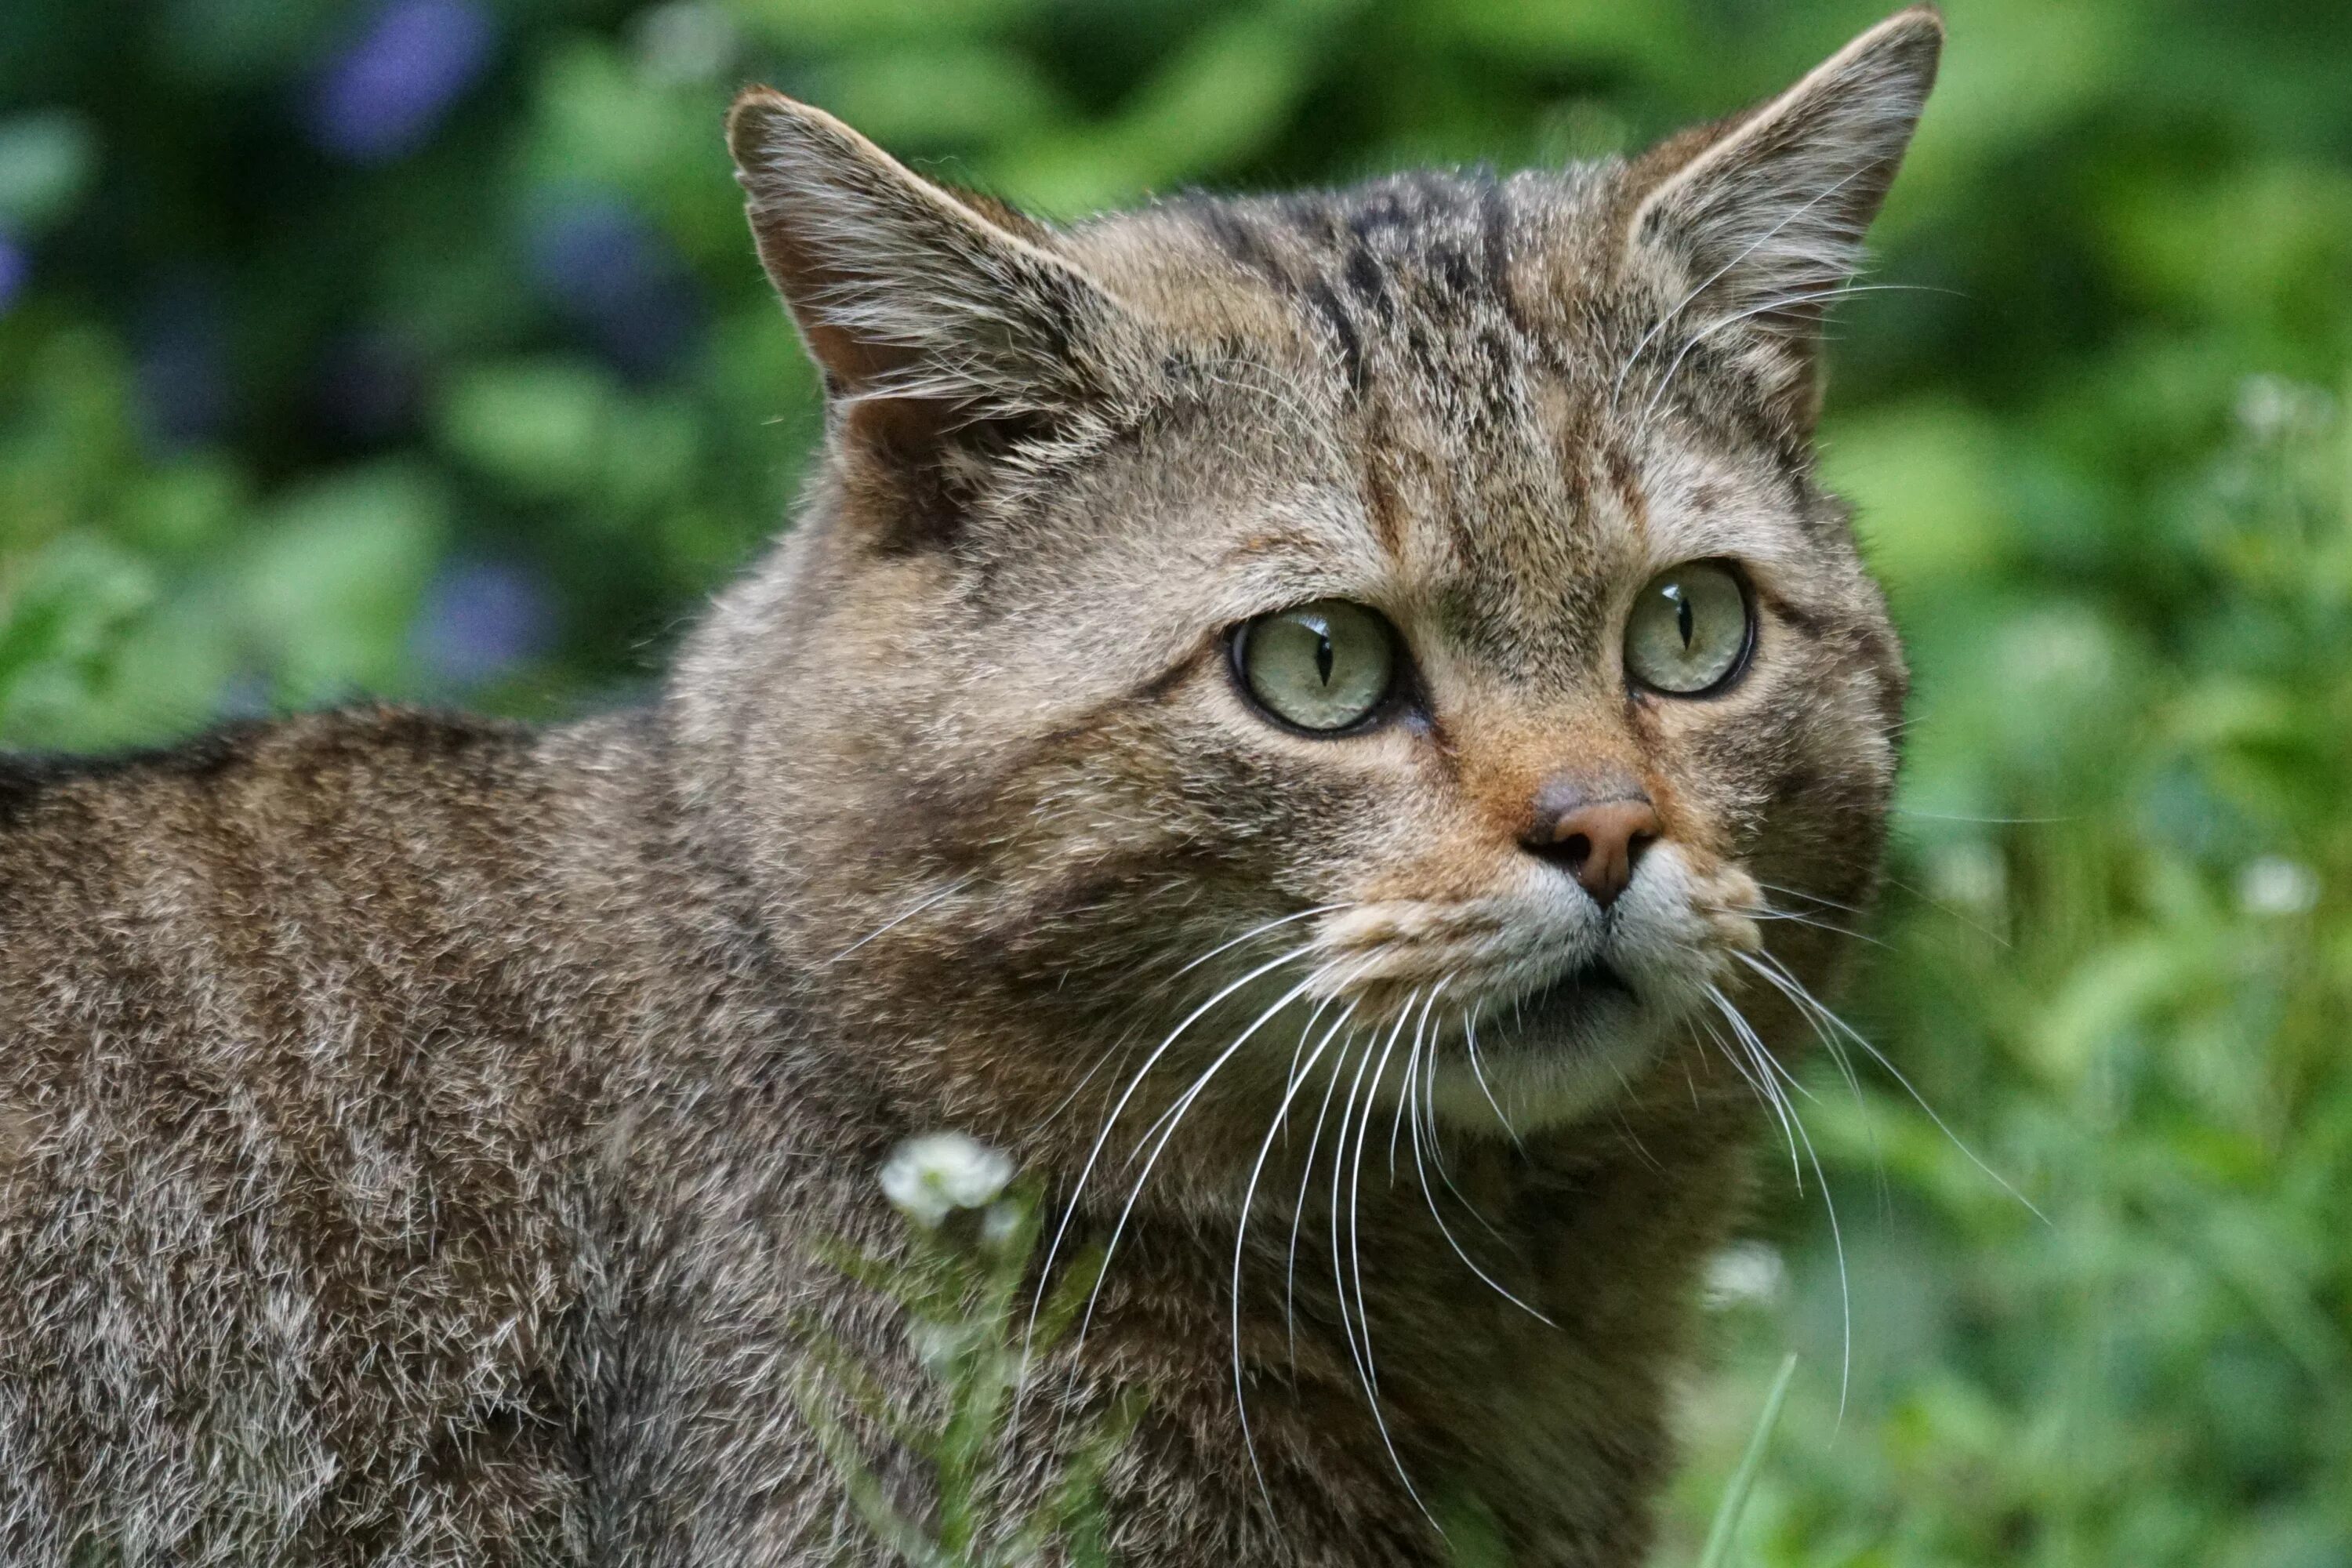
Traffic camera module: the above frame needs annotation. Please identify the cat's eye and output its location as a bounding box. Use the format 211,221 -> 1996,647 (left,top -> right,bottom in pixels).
1623,561 -> 1752,696
1233,599 -> 1399,734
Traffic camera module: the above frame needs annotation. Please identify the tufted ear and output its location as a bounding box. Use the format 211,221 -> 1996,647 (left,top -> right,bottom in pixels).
1625,7 -> 1941,394
727,89 -> 1127,453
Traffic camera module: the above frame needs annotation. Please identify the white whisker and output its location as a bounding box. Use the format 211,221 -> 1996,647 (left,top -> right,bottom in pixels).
1287,1021 -> 1360,1364
1734,940 -> 1878,1167
1076,954 -> 1335,1363
823,873 -> 973,963
1340,999 -> 1436,1521
1737,950 -> 2046,1224
1755,879 -> 1871,918
1704,995 -> 1802,1192
1462,1003 -> 1523,1148
1325,1024 -> 1387,1406
1280,987 -> 1344,1122
1229,986 -> 1357,1523
1415,997 -> 1508,1244
1405,1000 -> 1554,1327
1878,870 -> 2014,949
1017,938 -> 1319,1412
1388,985 -> 1445,1179
1167,904 -> 1345,985
1709,983 -> 1852,1413
1334,997 -> 1418,1401
1038,1022 -> 1143,1131
1746,905 -> 1886,949
1134,963 -> 1331,1155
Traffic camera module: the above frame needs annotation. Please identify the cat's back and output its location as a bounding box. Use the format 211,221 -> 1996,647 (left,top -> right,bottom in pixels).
0,706 -> 575,1090
0,707 -> 614,1563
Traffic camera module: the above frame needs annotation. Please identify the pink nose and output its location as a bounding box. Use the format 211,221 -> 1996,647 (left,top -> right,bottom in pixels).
1523,791 -> 1661,909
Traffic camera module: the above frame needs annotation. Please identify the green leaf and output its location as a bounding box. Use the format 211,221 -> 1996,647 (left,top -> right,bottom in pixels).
0,533 -> 156,735
437,361 -> 618,502
0,112 -> 98,234
238,464 -> 448,706
791,1368 -> 952,1568
1030,1241 -> 1109,1356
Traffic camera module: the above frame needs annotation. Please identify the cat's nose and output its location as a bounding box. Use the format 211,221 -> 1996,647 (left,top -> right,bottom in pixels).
1523,782 -> 1661,909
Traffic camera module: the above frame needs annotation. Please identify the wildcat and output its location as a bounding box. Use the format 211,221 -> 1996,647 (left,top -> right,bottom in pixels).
0,8 -> 1936,1565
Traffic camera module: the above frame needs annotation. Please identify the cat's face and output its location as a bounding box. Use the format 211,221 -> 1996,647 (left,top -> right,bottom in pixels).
685,10 -> 1936,1145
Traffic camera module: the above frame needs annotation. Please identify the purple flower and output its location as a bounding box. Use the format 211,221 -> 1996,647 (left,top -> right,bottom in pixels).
0,234 -> 24,315
309,0 -> 495,165
412,559 -> 554,688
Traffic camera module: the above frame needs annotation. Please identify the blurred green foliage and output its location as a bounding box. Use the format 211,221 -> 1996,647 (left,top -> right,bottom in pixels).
3,0 -> 2349,1563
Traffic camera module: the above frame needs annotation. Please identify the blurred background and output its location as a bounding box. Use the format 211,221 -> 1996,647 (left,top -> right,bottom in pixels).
2,0 -> 2348,1560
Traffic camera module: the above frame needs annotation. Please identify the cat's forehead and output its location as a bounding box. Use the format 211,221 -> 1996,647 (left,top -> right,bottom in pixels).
1073,167 -> 1632,390
1065,171 -> 1813,672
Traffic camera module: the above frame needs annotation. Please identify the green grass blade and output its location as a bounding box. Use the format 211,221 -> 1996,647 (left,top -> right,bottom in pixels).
1696,1352 -> 1798,1568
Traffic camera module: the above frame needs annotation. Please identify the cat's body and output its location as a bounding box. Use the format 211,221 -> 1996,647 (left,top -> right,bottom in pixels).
0,12 -> 1939,1565
0,709 -> 1738,1564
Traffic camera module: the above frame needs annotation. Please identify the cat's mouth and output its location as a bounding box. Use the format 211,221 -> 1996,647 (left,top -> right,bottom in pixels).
1507,958 -> 1638,1034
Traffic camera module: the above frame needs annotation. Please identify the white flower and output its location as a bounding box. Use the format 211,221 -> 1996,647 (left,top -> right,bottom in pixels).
1929,840 -> 2008,910
629,2 -> 738,85
2238,855 -> 2320,918
880,1132 -> 1016,1228
2234,375 -> 2332,444
1704,1242 -> 1788,1311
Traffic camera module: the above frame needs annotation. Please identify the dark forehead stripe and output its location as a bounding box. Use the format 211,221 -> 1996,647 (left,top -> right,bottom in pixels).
1302,278 -> 1367,393
1181,173 -> 1630,677
1185,172 -> 1529,400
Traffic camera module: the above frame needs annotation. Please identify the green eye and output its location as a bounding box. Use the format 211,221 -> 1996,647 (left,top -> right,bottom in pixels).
1624,561 -> 1752,695
1236,599 -> 1398,733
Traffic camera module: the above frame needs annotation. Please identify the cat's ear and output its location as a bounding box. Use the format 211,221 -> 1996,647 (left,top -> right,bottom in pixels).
1624,6 -> 1942,391
727,89 -> 1123,444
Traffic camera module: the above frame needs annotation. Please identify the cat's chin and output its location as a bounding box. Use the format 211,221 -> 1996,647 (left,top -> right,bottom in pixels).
1423,967 -> 1673,1134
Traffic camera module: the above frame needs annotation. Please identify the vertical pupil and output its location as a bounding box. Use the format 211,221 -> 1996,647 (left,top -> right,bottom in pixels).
1675,590 -> 1694,649
1314,630 -> 1334,685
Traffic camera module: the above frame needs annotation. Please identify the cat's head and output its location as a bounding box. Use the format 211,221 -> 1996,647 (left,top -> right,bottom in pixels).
674,9 -> 1936,1148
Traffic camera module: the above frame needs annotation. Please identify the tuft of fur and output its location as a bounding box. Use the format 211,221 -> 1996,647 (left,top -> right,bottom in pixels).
0,9 -> 1939,1566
